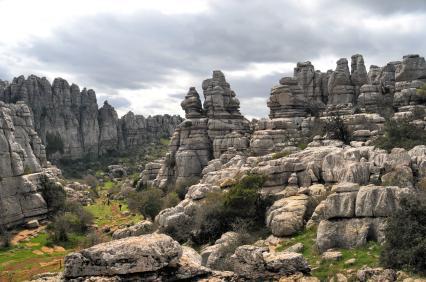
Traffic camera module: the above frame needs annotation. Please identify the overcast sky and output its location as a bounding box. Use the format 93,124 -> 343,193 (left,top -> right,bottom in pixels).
0,0 -> 425,118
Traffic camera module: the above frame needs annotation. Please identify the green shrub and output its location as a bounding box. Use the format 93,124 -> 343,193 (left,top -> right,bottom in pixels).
373,119 -> 426,151
46,132 -> 64,156
272,151 -> 290,159
40,176 -> 66,213
83,174 -> 98,188
23,166 -> 32,175
127,188 -> 164,220
416,83 -> 426,97
47,201 -> 94,243
192,174 -> 270,244
162,192 -> 180,209
380,192 -> 426,274
171,177 -> 199,200
324,114 -> 351,144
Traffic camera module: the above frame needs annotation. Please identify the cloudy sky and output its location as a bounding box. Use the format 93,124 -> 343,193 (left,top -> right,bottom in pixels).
0,0 -> 425,118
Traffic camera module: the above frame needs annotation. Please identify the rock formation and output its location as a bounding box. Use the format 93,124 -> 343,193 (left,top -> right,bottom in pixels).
152,71 -> 251,188
0,75 -> 183,160
0,101 -> 61,228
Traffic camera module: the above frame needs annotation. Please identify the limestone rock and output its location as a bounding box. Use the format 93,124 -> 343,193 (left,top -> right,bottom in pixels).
0,75 -> 183,160
328,58 -> 355,105
316,217 -> 386,252
63,234 -> 182,278
98,101 -> 120,155
200,231 -> 240,269
111,220 -> 154,239
395,54 -> 426,82
266,194 -> 315,237
181,87 -> 204,118
231,245 -> 310,280
357,267 -> 397,282
321,251 -> 342,261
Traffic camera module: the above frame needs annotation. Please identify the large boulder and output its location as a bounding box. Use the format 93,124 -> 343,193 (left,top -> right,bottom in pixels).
64,234 -> 182,278
111,220 -> 154,239
230,245 -> 310,280
266,194 -> 316,236
316,218 -> 386,252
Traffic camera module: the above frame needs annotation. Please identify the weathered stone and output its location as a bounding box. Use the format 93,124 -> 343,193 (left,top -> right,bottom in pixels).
328,58 -> 355,105
0,76 -> 182,160
111,220 -> 154,239
231,245 -> 310,280
316,218 -> 386,252
63,234 -> 182,278
321,251 -> 342,261
266,194 -> 315,236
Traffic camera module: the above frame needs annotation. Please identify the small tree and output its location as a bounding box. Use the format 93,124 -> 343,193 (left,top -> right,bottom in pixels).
127,188 -> 164,220
324,113 -> 351,144
373,119 -> 426,151
380,192 -> 426,274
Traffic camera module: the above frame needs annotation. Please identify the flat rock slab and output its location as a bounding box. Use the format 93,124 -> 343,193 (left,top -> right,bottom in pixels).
64,233 -> 182,278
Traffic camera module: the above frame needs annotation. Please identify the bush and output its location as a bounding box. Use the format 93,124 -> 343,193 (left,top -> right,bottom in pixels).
192,174 -> 270,244
324,114 -> 351,144
373,119 -> 426,151
127,188 -> 164,220
83,174 -> 98,188
23,166 -> 32,175
380,192 -> 426,274
47,201 -> 94,243
162,192 -> 180,209
168,177 -> 199,200
40,176 -> 66,213
272,151 -> 290,160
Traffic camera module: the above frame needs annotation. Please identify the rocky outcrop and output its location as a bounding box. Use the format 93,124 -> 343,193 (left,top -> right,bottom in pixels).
64,234 -> 182,278
0,75 -> 183,160
328,58 -> 355,105
152,71 -> 250,188
111,220 -> 154,239
230,245 -> 310,280
0,101 -> 61,228
62,233 -> 217,281
316,185 -> 412,252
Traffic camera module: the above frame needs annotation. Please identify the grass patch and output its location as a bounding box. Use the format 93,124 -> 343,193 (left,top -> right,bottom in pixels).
84,198 -> 142,227
276,228 -> 382,280
0,232 -> 70,281
272,151 -> 290,159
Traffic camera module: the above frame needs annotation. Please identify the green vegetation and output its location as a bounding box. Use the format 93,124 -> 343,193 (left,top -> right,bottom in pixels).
272,151 -> 290,159
59,140 -> 170,179
127,188 -> 164,220
192,174 -> 271,244
46,201 -> 94,243
373,119 -> 426,151
380,192 -> 426,274
324,113 -> 351,144
23,166 -> 32,175
416,83 -> 426,97
276,228 -> 382,280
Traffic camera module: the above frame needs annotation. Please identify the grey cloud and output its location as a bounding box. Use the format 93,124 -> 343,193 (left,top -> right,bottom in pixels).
98,95 -> 131,109
12,0 -> 426,117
